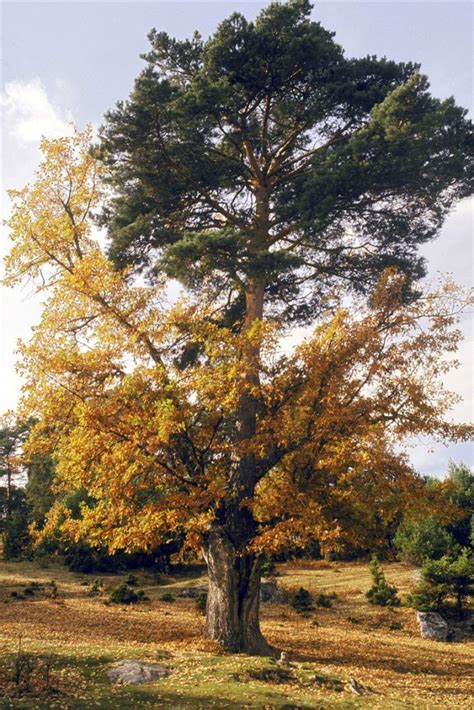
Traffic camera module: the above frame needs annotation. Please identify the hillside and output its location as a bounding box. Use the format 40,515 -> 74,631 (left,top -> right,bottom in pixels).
0,558 -> 472,708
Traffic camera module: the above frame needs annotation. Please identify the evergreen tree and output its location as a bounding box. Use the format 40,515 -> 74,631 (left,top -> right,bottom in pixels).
394,518 -> 458,565
366,555 -> 400,607
445,461 -> 474,548
98,0 -> 472,653
7,1 -> 473,655
408,548 -> 474,616
97,0 -> 473,653
25,453 -> 55,526
0,416 -> 28,523
100,0 -> 472,323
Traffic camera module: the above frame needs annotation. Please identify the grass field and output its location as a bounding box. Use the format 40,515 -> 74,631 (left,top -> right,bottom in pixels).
0,558 -> 472,708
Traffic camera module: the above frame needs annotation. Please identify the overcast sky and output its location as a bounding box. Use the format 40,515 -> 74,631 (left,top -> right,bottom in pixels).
1,1 -> 472,475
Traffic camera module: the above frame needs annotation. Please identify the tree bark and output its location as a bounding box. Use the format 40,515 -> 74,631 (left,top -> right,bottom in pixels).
203,276 -> 274,655
202,528 -> 273,655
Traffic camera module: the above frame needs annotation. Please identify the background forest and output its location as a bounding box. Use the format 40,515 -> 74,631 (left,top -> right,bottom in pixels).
1,1 -> 473,707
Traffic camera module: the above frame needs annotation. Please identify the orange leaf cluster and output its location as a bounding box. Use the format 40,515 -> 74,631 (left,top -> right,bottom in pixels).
5,131 -> 472,555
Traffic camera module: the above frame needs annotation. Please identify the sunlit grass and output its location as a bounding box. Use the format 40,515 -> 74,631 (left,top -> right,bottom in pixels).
0,558 -> 472,708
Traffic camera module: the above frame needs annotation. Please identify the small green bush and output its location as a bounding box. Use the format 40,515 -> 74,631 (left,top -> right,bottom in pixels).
88,578 -> 103,597
195,591 -> 208,614
406,580 -> 446,612
159,591 -> 175,603
407,548 -> 473,615
366,556 -> 400,607
261,557 -> 279,577
152,572 -> 164,585
108,582 -> 147,605
395,518 -> 458,565
124,573 -> 138,586
315,593 -> 333,608
389,621 -> 403,631
291,587 -> 315,615
3,507 -> 31,560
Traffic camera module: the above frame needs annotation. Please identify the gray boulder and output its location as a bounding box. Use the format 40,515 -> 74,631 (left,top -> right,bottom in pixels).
107,660 -> 170,685
177,581 -> 285,603
416,611 -> 448,641
177,585 -> 208,598
260,579 -> 286,604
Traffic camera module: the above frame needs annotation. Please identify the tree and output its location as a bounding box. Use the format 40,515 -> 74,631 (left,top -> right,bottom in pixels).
5,132 -> 472,653
408,548 -> 474,617
0,415 -> 28,523
445,461 -> 474,548
394,518 -> 459,566
394,462 -> 474,563
366,555 -> 400,607
2,488 -> 31,560
25,452 -> 55,527
94,0 -> 472,650
0,416 -> 32,560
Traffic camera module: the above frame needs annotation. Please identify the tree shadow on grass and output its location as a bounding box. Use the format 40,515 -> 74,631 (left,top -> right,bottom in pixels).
0,651 -> 333,710
1,596 -> 204,646
287,643 -> 472,684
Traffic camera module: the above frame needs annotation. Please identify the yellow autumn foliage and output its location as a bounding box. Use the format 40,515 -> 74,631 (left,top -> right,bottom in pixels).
4,131 -> 472,555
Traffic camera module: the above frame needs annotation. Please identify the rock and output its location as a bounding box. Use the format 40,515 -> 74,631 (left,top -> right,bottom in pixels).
416,611 -> 449,641
179,580 -> 284,603
176,585 -> 208,598
107,660 -> 170,685
348,677 -> 364,695
260,579 -> 286,604
277,651 -> 289,666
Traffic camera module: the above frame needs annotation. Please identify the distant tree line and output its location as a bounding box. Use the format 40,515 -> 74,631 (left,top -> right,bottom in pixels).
1,416 -> 471,575
0,417 -> 179,571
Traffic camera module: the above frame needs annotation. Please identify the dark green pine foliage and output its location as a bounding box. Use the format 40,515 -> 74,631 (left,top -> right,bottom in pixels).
25,453 -> 55,526
99,0 -> 473,325
291,586 -> 315,614
366,555 -> 401,607
445,462 -> 474,548
407,548 -> 474,616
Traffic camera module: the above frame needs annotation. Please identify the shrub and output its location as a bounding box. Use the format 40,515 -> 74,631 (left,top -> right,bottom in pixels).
406,580 -> 447,612
366,556 -> 400,607
261,556 -> 279,577
315,593 -> 333,608
124,573 -> 138,586
152,571 -> 164,585
291,587 -> 315,615
108,582 -> 147,605
159,591 -> 175,603
88,578 -> 103,597
195,591 -> 208,614
407,548 -> 474,616
394,518 -> 458,565
389,621 -> 403,631
3,492 -> 31,560
445,461 -> 474,548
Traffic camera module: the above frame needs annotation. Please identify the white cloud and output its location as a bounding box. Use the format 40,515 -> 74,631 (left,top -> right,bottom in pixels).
1,79 -> 78,414
1,77 -> 75,144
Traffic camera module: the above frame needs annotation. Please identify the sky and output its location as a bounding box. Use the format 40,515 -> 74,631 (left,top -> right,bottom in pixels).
1,1 -> 473,476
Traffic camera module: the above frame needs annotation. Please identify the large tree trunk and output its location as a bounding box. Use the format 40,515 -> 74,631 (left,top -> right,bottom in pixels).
202,528 -> 273,655
203,253 -> 270,653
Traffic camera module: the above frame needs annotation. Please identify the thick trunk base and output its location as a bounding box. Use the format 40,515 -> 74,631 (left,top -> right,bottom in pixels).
202,530 -> 273,655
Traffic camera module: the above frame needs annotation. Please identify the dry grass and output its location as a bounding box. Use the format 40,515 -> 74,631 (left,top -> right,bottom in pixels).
0,558 -> 472,708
